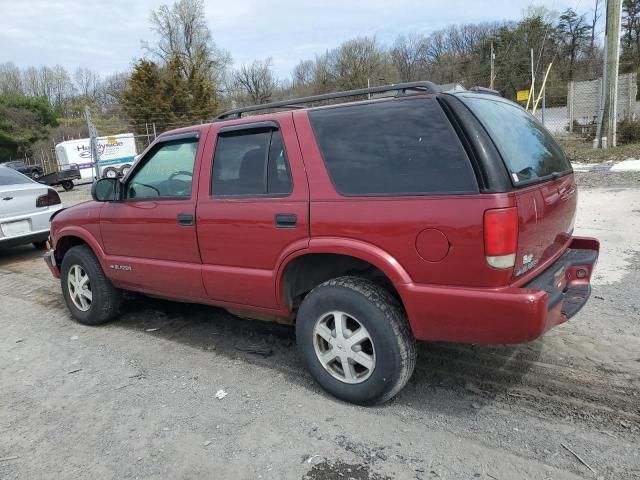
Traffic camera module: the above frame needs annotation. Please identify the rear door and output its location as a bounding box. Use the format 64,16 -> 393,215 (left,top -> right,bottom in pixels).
196,114 -> 309,309
462,95 -> 576,279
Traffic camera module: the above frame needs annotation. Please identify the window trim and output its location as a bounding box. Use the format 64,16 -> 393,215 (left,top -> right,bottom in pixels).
122,136 -> 200,202
209,122 -> 294,199
308,97 -> 479,198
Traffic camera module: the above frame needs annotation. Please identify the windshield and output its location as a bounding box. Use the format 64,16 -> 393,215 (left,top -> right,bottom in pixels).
463,96 -> 572,184
0,166 -> 34,186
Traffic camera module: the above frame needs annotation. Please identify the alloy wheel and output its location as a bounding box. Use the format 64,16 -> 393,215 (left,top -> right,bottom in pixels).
312,310 -> 376,384
67,264 -> 92,312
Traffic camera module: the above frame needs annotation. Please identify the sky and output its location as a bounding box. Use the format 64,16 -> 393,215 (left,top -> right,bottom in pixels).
0,0 -> 597,81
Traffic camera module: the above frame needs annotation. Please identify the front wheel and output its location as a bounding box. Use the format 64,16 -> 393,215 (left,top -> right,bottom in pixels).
61,245 -> 122,325
296,277 -> 416,405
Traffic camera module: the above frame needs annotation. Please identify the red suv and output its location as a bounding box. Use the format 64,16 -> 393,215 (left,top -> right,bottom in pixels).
44,82 -> 599,404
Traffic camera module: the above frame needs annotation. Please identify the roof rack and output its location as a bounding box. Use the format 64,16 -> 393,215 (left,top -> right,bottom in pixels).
469,86 -> 501,97
214,81 -> 440,121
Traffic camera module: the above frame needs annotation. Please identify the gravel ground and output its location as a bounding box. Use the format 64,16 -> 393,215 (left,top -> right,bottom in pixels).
1,180 -> 639,480
575,171 -> 640,189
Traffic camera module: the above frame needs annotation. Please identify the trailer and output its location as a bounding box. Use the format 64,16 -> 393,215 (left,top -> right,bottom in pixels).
38,165 -> 82,191
55,133 -> 138,180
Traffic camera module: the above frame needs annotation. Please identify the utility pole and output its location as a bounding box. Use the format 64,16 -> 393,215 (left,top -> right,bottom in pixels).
84,106 -> 100,180
600,0 -> 623,148
490,42 -> 495,89
531,48 -> 535,104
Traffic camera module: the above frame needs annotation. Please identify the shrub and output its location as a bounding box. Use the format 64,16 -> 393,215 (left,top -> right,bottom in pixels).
617,118 -> 640,145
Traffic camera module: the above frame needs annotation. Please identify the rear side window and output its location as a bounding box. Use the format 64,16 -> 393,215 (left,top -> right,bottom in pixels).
212,129 -> 292,196
308,98 -> 477,195
463,96 -> 572,184
0,167 -> 33,185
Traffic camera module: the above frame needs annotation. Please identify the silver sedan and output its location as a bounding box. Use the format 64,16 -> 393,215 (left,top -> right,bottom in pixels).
0,165 -> 64,249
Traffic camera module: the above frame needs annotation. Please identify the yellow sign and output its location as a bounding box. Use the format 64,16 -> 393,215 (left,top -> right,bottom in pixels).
516,90 -> 529,102
107,136 -> 117,145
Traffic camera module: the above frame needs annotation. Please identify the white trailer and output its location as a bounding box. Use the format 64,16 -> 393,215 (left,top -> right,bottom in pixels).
55,133 -> 138,180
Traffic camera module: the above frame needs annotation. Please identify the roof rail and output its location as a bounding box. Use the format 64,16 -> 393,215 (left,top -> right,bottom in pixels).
469,86 -> 502,97
214,81 -> 440,121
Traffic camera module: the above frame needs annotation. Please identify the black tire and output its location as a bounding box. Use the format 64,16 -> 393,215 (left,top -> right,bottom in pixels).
296,276 -> 416,405
60,245 -> 122,325
33,240 -> 47,250
31,170 -> 40,179
61,180 -> 74,191
119,164 -> 132,176
103,167 -> 118,179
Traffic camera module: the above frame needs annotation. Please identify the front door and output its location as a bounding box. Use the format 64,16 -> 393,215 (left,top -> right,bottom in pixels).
100,131 -> 207,299
196,115 -> 309,309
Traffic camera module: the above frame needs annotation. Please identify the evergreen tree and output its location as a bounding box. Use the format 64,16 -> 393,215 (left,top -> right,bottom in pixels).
121,60 -> 171,135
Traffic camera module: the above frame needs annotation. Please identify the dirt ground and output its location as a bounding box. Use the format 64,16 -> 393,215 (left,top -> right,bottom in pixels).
1,176 -> 639,480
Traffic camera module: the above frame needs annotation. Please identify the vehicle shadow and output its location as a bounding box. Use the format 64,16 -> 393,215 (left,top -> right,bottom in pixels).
0,244 -> 44,267
113,293 -> 542,415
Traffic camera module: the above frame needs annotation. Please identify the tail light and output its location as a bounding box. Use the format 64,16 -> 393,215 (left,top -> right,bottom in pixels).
484,207 -> 518,269
36,189 -> 61,208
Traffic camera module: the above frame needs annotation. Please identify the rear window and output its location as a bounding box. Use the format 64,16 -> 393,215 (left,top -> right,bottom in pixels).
308,98 -> 477,195
0,167 -> 33,185
463,96 -> 572,184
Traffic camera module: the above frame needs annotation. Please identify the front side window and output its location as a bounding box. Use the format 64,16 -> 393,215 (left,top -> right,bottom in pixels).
463,96 -> 572,184
308,98 -> 477,196
126,140 -> 198,200
211,128 -> 292,196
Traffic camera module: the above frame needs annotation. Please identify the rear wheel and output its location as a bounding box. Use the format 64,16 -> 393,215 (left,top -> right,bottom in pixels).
119,164 -> 132,176
103,167 -> 118,179
296,276 -> 416,405
31,170 -> 40,179
61,180 -> 74,191
61,245 -> 121,325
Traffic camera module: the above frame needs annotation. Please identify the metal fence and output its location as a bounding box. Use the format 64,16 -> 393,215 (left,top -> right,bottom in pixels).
532,72 -> 638,138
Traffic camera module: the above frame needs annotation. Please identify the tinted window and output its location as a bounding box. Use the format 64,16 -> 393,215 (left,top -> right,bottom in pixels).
126,140 -> 197,199
212,129 -> 292,196
308,98 -> 477,195
464,96 -> 572,184
0,166 -> 33,185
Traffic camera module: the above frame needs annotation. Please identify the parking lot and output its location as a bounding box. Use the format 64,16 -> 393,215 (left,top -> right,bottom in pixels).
1,174 -> 639,480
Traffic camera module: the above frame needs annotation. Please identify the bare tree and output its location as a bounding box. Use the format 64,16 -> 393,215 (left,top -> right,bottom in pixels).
590,0 -> 602,50
147,0 -> 230,84
74,67 -> 100,99
329,36 -> 389,90
21,65 -> 74,110
390,34 -> 429,81
100,71 -> 129,105
233,58 -> 277,104
292,59 -> 314,88
0,62 -> 24,96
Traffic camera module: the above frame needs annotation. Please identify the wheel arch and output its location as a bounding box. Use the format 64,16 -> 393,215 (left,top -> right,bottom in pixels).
276,239 -> 412,313
54,227 -> 106,268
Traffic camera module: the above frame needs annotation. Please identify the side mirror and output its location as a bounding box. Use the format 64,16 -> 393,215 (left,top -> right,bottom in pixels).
91,178 -> 119,202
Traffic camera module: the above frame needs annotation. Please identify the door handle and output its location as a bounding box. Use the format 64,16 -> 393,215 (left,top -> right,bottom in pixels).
177,213 -> 194,226
275,213 -> 297,228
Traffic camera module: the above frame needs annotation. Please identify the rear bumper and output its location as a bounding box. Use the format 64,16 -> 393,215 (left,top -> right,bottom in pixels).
399,236 -> 600,344
0,229 -> 50,248
0,204 -> 63,247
